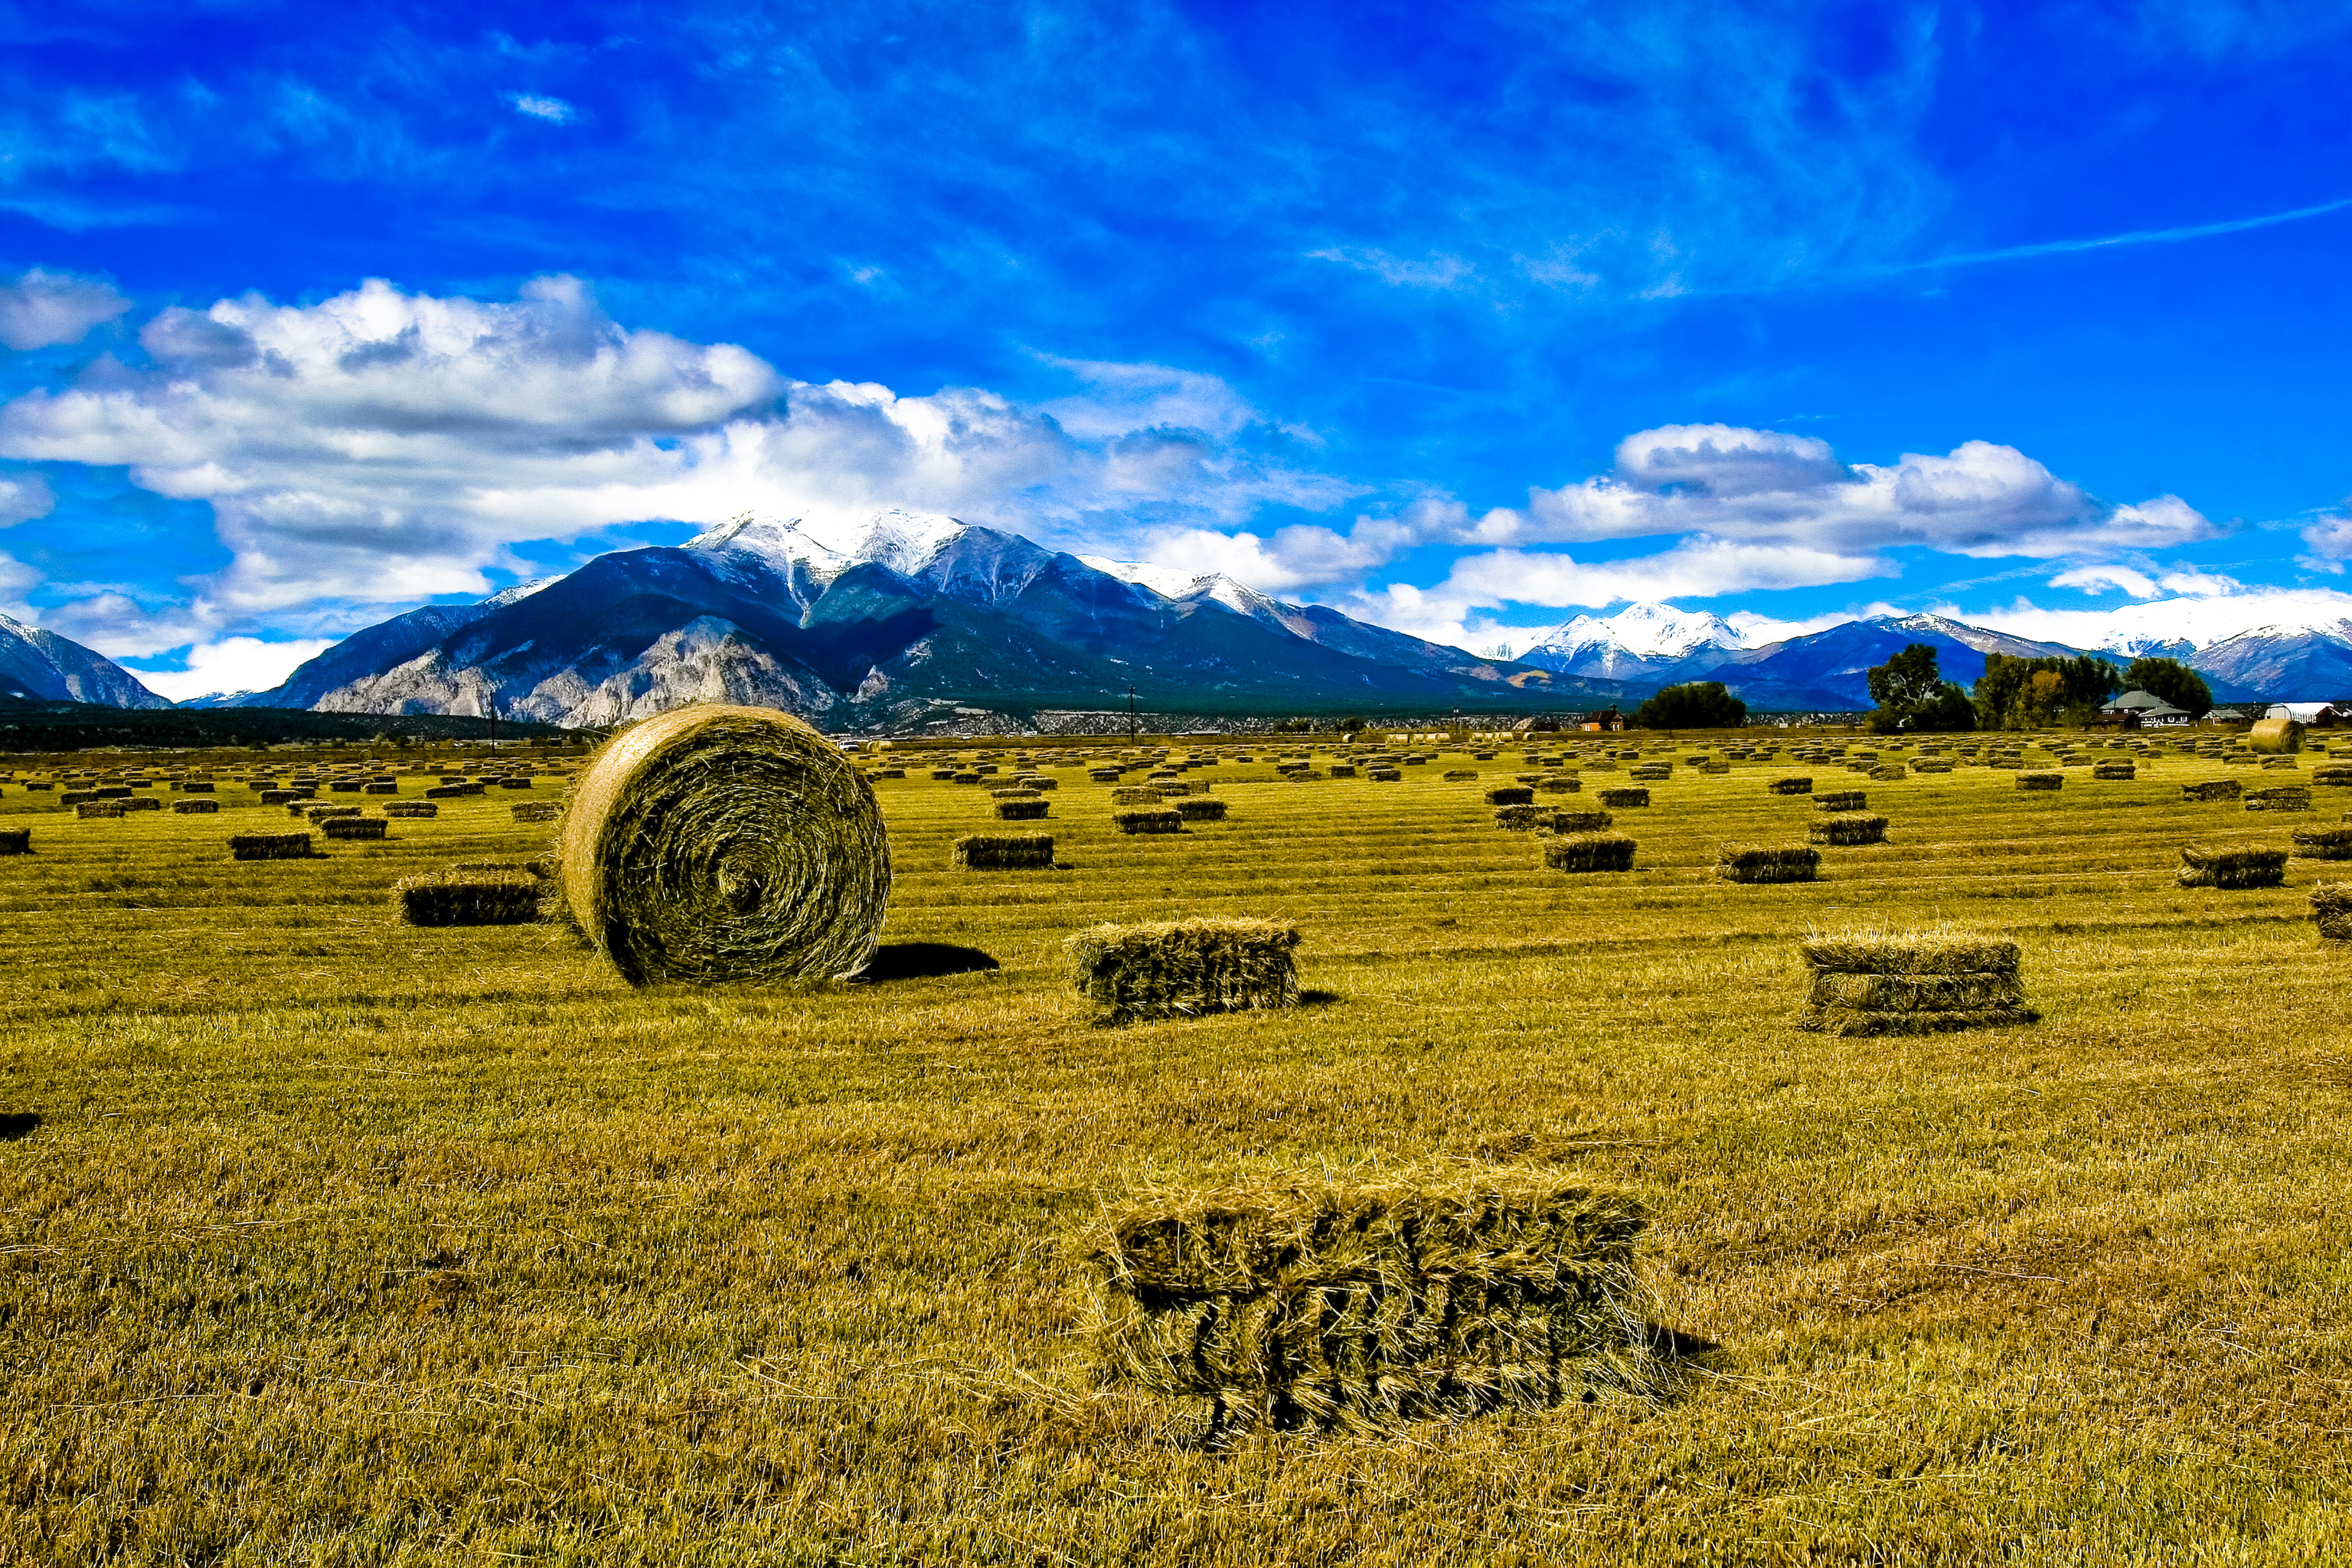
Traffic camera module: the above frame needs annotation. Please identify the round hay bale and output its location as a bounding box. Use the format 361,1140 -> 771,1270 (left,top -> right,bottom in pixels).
559,703 -> 890,985
2249,716 -> 2305,754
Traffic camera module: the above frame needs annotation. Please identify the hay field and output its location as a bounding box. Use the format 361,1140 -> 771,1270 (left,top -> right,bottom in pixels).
2,735 -> 2350,1563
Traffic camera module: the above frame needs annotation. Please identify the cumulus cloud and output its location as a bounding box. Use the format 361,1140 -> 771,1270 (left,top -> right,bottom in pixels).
1492,425 -> 2219,559
0,276 -> 1354,655
123,635 -> 341,703
2049,563 -> 2161,597
1955,587 -> 2352,652
0,267 -> 132,350
0,470 -> 53,526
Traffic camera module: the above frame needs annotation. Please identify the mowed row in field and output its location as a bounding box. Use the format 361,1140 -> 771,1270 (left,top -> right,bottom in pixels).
2,737 -> 2349,1564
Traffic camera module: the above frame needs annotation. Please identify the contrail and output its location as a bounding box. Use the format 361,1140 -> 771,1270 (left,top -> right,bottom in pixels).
1890,194 -> 2352,273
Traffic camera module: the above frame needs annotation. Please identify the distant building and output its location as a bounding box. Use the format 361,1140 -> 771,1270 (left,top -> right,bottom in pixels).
2205,707 -> 2254,727
2267,701 -> 2350,727
2097,690 -> 2193,727
1579,707 -> 1625,732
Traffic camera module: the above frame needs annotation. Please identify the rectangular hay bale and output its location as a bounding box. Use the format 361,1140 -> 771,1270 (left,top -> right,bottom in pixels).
1814,791 -> 1867,812
1796,931 -> 2034,1034
2177,844 -> 2288,889
1596,787 -> 1649,808
951,832 -> 1055,869
2181,779 -> 2243,802
2246,787 -> 2311,812
172,799 -> 220,815
394,869 -> 541,926
0,828 -> 28,854
1544,833 -> 1636,873
1111,786 -> 1165,805
322,817 -> 387,841
1087,1178 -> 1651,1435
2017,772 -> 2063,791
1716,844 -> 1821,884
1808,814 -> 1888,845
1769,776 -> 1813,795
1114,808 -> 1184,835
2290,825 -> 2352,861
1175,797 -> 1227,822
1065,917 -> 1299,1024
1551,809 -> 1614,832
230,832 -> 313,861
1485,786 -> 1535,806
995,798 -> 1050,820
381,801 -> 439,818
2313,884 -> 2352,941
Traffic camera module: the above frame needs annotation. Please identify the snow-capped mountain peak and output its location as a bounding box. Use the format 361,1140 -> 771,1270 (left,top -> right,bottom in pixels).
1077,554 -> 1217,600
685,508 -> 969,586
1531,601 -> 1749,662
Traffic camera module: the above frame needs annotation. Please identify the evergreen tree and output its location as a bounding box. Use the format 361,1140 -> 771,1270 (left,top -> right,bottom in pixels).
2122,655 -> 2213,717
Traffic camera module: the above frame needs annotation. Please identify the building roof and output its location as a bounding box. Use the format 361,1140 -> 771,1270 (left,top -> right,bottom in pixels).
2106,690 -> 2176,712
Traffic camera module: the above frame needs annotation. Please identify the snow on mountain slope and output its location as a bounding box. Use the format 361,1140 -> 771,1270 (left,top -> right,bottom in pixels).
1518,601 -> 1749,679
0,612 -> 172,708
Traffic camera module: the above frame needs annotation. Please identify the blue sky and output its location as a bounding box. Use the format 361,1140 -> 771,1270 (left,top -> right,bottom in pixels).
3,0 -> 2351,696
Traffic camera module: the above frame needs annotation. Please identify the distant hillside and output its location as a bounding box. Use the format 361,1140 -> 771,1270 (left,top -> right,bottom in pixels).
0,612 -> 171,710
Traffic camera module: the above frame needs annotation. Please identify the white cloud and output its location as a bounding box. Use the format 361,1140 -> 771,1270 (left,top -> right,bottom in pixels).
0,276 -> 1354,656
1490,425 -> 2219,560
0,470 -> 53,526
122,635 -> 339,702
1343,535 -> 1893,648
0,268 -> 132,350
2300,513 -> 2352,573
508,94 -> 575,122
2049,563 -> 2160,597
0,548 -> 36,609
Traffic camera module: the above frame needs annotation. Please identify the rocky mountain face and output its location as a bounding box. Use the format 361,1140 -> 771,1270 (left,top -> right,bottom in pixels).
2186,620 -> 2352,701
1648,613 -> 2087,712
0,612 -> 170,709
227,511 -> 1621,729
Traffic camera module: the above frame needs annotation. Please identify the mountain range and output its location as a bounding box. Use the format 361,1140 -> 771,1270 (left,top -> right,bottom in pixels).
13,511 -> 2352,726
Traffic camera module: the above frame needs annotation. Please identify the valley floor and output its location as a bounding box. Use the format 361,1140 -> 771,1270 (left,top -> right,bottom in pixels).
2,738 -> 2348,1564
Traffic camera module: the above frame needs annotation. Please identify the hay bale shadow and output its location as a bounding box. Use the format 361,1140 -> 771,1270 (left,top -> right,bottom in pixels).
0,1112 -> 41,1141
853,942 -> 1001,982
1296,988 -> 1343,1007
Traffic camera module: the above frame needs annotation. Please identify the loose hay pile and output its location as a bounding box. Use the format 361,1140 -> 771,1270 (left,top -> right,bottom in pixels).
951,833 -> 1054,870
230,832 -> 312,861
2313,884 -> 2352,941
1087,1177 -> 1652,1436
2177,844 -> 2288,889
396,869 -> 542,926
1809,814 -> 1889,846
2290,825 -> 2352,861
1716,844 -> 1821,884
1064,917 -> 1299,1024
1544,834 -> 1636,873
558,703 -> 891,985
1798,933 -> 2035,1034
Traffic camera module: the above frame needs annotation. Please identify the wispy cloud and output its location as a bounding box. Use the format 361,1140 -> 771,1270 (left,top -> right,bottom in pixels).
507,93 -> 575,123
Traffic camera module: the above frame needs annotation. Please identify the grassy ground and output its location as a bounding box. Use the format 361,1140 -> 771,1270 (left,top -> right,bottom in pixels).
2,737 -> 2349,1565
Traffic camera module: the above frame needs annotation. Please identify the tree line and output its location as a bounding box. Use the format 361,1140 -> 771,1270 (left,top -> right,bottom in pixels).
1622,647 -> 2212,732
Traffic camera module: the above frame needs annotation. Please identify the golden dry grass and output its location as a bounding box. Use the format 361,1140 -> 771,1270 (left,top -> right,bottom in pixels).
2,734 -> 2350,1563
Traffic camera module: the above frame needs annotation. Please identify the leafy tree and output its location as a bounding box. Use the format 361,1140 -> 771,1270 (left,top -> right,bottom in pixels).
1971,653 -> 2123,730
1633,681 -> 1746,729
1865,642 -> 1977,733
2123,655 -> 2213,717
